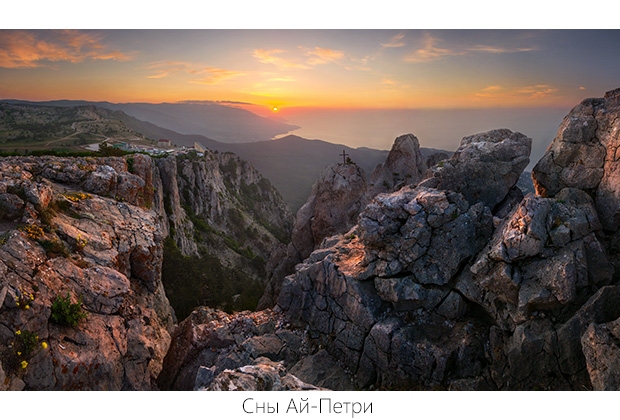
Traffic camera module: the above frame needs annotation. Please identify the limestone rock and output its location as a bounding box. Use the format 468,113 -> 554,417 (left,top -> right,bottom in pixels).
420,128 -> 532,210
364,134 -> 426,203
581,318 -> 620,390
0,155 -> 174,390
533,88 -> 620,232
288,349 -> 355,390
157,308 -> 305,390
468,189 -> 612,330
207,357 -> 326,391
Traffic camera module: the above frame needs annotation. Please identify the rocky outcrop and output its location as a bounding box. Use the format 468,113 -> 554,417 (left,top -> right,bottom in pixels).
420,128 -> 531,211
258,162 -> 367,309
364,134 -> 427,204
533,88 -> 620,276
157,307 -> 311,390
271,92 -> 620,390
0,155 -> 174,390
277,128 -> 533,389
260,135 -> 429,310
205,357 -> 326,391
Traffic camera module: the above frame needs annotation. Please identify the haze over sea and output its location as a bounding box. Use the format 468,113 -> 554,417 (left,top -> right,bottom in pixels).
276,106 -> 569,170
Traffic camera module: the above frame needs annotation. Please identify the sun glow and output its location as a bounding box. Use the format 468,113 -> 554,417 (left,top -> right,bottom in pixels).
272,106 -> 279,112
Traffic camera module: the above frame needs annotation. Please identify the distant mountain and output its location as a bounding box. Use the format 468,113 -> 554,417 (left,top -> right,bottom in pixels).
0,101 -> 150,150
0,100 -> 453,212
3,99 -> 299,144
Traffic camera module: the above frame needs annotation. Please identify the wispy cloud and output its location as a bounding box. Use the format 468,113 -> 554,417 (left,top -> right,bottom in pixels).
405,32 -> 537,63
405,34 -> 464,63
381,78 -> 397,85
304,47 -> 345,65
253,46 -> 352,70
144,61 -> 244,84
252,49 -> 310,69
145,61 -> 189,79
381,33 -> 406,48
190,67 -> 245,85
579,86 -> 586,90
468,45 -> 536,54
474,84 -> 558,99
0,30 -> 134,69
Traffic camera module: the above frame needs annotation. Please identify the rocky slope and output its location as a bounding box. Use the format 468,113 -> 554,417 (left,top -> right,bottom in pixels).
259,134 -> 429,309
6,89 -> 620,391
171,90 -> 620,391
0,154 -> 174,390
157,150 -> 293,318
0,147 -> 293,390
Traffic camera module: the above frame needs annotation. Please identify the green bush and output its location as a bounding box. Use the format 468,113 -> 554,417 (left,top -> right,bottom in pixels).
50,293 -> 88,327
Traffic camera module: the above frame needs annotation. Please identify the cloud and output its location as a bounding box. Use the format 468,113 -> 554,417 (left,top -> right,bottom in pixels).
381,33 -> 406,48
579,86 -> 586,90
468,45 -> 536,54
405,32 -> 537,63
144,61 -> 243,84
381,78 -> 397,86
0,30 -> 134,69
145,61 -> 190,79
405,34 -> 464,63
190,67 -> 245,85
304,47 -> 345,65
474,84 -> 558,99
252,49 -> 310,69
253,47 -> 352,70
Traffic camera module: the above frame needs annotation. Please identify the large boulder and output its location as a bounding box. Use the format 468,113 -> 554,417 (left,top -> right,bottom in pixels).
420,128 -> 531,210
532,87 -> 620,276
364,133 -> 427,203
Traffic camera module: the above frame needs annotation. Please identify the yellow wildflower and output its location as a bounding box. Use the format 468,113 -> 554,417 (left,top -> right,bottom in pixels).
15,330 -> 21,335
30,293 -> 34,300
16,302 -> 20,307
24,304 -> 30,310
17,351 -> 21,356
20,361 -> 28,369
41,342 -> 48,349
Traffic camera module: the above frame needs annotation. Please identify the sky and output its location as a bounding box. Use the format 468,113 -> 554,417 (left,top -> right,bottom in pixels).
1,29 -> 620,111
1,5 -> 620,167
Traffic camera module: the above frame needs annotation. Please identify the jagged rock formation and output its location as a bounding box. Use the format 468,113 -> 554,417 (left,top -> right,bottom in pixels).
157,150 -> 293,318
270,91 -> 620,390
0,155 -> 174,390
259,135 -> 428,309
533,87 -> 620,275
258,162 -> 367,309
277,128 -> 532,389
530,87 -> 620,389
364,134 -> 427,204
157,307 -> 307,390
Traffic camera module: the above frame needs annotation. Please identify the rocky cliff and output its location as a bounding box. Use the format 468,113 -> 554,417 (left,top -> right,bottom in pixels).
0,154 -> 174,390
259,134 -> 429,309
157,150 -> 293,318
0,147 -> 293,390
6,89 -> 620,391
167,91 -> 620,391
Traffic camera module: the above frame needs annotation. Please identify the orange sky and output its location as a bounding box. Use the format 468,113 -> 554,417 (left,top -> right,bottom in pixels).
2,30 -> 619,113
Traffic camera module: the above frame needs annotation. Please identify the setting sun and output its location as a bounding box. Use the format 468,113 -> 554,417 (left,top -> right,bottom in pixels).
272,106 -> 279,112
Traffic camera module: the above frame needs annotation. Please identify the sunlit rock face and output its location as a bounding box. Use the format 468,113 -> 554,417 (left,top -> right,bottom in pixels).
533,88 -> 620,277
277,128 -> 541,389
259,161 -> 367,310
0,155 -> 174,390
261,133 -> 432,310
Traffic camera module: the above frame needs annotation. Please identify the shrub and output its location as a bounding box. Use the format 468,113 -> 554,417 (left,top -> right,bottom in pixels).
50,293 -> 88,327
16,329 -> 39,357
39,238 -> 70,257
